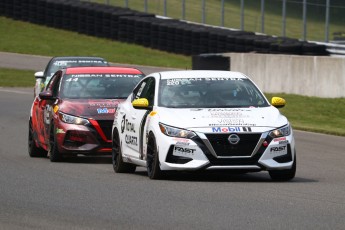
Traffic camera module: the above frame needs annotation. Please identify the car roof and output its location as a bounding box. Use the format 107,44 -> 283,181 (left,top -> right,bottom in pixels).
157,70 -> 248,79
51,56 -> 106,61
65,66 -> 143,74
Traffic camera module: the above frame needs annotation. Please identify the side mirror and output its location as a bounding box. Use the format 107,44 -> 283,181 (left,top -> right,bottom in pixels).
39,91 -> 55,100
271,97 -> 286,108
34,71 -> 44,78
132,98 -> 150,110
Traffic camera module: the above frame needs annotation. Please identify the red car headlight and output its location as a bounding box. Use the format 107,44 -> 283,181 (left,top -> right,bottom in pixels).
58,112 -> 89,125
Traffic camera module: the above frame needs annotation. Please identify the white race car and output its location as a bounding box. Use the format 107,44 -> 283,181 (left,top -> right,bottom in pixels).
111,70 -> 296,180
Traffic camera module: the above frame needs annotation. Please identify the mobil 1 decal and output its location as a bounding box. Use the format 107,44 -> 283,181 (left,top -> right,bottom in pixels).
211,126 -> 252,133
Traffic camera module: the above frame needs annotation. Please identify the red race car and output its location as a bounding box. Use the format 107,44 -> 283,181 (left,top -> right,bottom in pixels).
28,66 -> 145,162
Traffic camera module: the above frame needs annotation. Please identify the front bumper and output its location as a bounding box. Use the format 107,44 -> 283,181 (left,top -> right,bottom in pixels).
158,130 -> 295,171
54,120 -> 113,155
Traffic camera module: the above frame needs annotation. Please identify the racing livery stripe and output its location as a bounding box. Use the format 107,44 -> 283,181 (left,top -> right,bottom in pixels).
139,110 -> 151,160
89,119 -> 111,142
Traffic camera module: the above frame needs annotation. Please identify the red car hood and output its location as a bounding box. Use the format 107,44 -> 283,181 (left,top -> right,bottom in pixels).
58,99 -> 124,120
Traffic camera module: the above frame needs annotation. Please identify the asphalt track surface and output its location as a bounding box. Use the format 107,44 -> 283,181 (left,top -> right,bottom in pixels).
0,52 -> 345,229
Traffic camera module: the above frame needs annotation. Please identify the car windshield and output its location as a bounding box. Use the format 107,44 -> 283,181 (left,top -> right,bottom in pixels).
60,73 -> 144,99
47,59 -> 108,78
158,78 -> 269,108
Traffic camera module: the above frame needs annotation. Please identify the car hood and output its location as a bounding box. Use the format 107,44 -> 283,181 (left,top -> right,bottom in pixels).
58,99 -> 124,120
156,106 -> 288,133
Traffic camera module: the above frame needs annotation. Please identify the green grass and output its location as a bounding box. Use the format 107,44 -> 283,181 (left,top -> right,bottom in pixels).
265,93 -> 345,136
0,17 -> 191,69
0,68 -> 35,87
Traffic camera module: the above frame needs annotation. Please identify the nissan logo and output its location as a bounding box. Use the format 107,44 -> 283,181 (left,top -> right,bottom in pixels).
228,134 -> 240,145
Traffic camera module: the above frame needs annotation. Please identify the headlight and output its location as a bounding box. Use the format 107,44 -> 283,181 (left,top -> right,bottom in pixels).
159,123 -> 196,139
59,112 -> 89,125
269,124 -> 291,138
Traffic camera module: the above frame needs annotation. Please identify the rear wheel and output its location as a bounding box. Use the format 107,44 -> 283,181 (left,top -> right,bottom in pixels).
146,134 -> 163,179
112,129 -> 136,173
49,125 -> 63,162
28,120 -> 47,157
269,155 -> 296,181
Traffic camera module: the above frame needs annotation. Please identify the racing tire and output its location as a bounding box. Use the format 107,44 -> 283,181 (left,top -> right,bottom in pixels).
28,120 -> 47,158
49,125 -> 63,162
146,134 -> 163,180
269,155 -> 296,181
112,129 -> 136,173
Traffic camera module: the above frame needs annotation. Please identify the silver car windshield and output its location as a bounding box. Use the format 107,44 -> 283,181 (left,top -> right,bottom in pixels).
48,60 -> 108,77
158,78 -> 269,108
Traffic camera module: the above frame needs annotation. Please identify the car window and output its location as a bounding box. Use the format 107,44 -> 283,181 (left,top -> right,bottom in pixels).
45,72 -> 62,97
60,73 -> 144,99
133,77 -> 155,106
45,59 -> 109,79
158,78 -> 268,108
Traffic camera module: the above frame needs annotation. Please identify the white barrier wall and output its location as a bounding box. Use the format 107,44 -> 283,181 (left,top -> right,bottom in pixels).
225,53 -> 345,98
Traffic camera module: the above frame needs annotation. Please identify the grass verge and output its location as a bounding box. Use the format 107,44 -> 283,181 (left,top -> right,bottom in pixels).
265,93 -> 345,136
0,17 -> 191,69
0,68 -> 35,87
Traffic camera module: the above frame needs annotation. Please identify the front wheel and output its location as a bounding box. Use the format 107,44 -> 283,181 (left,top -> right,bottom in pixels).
269,155 -> 296,181
28,120 -> 47,158
112,129 -> 136,173
146,134 -> 163,179
49,125 -> 63,162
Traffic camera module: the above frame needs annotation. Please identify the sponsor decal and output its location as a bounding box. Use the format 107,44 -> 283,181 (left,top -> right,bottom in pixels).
203,109 -> 251,119
125,135 -> 138,146
173,146 -> 196,157
204,77 -> 244,81
89,100 -> 119,107
208,108 -> 251,112
273,137 -> 288,144
69,74 -> 142,78
56,128 -> 65,134
270,146 -> 287,153
120,114 -> 135,133
211,127 -> 252,133
53,60 -> 104,67
209,120 -> 256,127
173,138 -> 191,146
165,78 -> 244,86
136,82 -> 146,99
273,137 -> 286,142
97,108 -> 115,114
212,127 -> 241,133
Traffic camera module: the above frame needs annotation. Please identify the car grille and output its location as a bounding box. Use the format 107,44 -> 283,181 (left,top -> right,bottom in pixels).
96,120 -> 113,140
205,133 -> 262,157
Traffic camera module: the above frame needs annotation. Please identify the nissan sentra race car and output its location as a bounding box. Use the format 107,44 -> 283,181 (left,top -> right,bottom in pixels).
34,56 -> 109,98
29,66 -> 145,162
111,70 -> 296,181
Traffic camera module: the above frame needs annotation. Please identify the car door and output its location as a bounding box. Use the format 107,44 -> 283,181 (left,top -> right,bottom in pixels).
120,77 -> 155,159
37,71 -> 62,146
